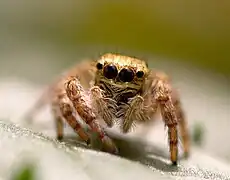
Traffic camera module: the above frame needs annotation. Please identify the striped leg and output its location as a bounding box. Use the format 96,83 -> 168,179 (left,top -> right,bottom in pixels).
58,91 -> 90,144
152,79 -> 179,165
173,98 -> 190,158
64,76 -> 118,154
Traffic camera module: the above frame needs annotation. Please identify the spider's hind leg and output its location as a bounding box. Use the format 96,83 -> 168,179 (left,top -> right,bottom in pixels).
51,99 -> 64,141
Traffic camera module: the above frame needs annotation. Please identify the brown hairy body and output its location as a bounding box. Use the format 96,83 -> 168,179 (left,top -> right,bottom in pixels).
26,53 -> 190,165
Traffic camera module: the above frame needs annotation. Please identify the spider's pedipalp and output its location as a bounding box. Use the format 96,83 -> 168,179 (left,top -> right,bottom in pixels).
121,95 -> 145,133
90,86 -> 117,127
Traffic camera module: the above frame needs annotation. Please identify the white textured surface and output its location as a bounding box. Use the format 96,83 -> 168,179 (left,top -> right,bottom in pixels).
1,120 -> 230,180
0,80 -> 230,180
0,121 -> 169,180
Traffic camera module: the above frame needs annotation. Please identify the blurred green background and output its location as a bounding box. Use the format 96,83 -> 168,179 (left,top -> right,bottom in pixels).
0,0 -> 230,78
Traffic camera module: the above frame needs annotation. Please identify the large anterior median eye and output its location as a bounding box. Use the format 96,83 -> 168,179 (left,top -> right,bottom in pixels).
118,68 -> 134,82
103,64 -> 118,79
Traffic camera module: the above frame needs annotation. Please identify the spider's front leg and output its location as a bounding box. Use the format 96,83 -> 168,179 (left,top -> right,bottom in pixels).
65,76 -> 118,154
152,79 -> 179,165
55,88 -> 90,143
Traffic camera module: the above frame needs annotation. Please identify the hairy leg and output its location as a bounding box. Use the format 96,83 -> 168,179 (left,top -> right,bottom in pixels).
24,60 -> 96,123
24,85 -> 53,124
65,76 -> 118,154
51,102 -> 64,140
152,79 -> 179,165
172,93 -> 190,158
56,88 -> 90,144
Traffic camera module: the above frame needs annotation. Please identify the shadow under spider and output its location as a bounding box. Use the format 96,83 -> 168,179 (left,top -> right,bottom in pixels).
60,130 -> 183,173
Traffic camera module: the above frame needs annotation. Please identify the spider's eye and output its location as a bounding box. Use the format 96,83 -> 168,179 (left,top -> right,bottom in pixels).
136,71 -> 144,78
96,62 -> 103,70
103,64 -> 118,79
118,68 -> 134,82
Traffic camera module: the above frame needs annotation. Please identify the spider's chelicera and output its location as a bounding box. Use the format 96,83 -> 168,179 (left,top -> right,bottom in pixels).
26,53 -> 190,166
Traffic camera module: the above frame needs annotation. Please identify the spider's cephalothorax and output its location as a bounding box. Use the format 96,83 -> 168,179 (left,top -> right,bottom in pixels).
26,53 -> 190,165
92,54 -> 150,124
94,54 -> 149,100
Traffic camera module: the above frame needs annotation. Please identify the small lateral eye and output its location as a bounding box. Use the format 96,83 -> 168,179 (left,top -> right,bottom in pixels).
136,71 -> 144,78
96,62 -> 103,70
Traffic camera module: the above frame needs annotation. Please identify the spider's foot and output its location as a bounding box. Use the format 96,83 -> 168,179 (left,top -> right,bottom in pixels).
184,151 -> 190,159
172,161 -> 178,166
57,135 -> 63,141
102,136 -> 119,155
86,139 -> 91,145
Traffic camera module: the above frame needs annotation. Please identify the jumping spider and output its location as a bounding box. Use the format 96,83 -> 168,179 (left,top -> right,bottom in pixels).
26,53 -> 190,165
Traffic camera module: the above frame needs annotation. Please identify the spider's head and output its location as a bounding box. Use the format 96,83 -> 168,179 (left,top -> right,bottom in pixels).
94,53 -> 149,90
